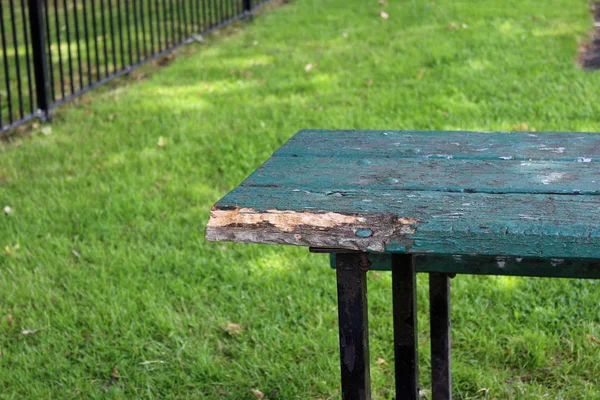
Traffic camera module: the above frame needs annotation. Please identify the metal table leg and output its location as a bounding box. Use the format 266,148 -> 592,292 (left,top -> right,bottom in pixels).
392,254 -> 419,400
429,273 -> 452,400
336,253 -> 371,400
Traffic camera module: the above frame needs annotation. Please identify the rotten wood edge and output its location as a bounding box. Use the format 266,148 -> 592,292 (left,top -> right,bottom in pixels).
205,206 -> 417,253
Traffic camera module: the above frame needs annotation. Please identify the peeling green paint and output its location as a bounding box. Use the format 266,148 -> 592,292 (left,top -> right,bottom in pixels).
207,130 -> 600,260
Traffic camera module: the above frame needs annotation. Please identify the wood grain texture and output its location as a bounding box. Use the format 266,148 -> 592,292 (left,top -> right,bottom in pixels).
206,130 -> 600,259
276,129 -> 600,162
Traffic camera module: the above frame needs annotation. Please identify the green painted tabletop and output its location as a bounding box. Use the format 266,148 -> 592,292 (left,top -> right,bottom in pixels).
206,129 -> 600,259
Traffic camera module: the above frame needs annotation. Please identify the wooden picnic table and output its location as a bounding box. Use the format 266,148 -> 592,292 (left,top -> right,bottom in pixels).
206,129 -> 600,400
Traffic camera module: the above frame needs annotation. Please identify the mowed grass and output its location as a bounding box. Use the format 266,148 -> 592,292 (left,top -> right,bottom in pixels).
2,0 -> 600,398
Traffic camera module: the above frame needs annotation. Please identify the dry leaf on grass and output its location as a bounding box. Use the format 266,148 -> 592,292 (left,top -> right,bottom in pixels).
587,333 -> 600,344
157,136 -> 167,148
304,63 -> 314,72
251,389 -> 265,399
139,360 -> 166,365
112,365 -> 120,380
376,357 -> 388,366
380,11 -> 389,19
7,314 -> 13,326
21,328 -> 44,335
222,322 -> 242,335
511,122 -> 530,131
4,244 -> 20,256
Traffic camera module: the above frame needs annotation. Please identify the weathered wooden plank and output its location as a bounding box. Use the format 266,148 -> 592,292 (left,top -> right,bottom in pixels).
244,156 -> 599,195
206,186 -> 600,258
207,130 -> 600,259
329,254 -> 600,279
276,130 -> 600,162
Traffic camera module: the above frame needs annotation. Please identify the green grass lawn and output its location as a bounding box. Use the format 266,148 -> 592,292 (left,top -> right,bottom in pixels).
2,0 -> 600,398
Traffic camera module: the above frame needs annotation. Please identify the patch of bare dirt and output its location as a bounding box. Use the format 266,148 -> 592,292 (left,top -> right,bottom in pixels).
579,3 -> 600,69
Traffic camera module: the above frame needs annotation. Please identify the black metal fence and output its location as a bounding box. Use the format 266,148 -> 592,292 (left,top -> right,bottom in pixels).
0,0 -> 269,135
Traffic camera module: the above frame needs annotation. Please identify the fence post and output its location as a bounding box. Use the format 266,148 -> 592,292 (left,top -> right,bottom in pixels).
243,0 -> 253,20
28,0 -> 52,121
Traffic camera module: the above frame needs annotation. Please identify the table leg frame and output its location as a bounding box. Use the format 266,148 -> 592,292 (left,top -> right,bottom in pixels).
335,253 -> 371,400
331,252 -> 452,400
429,273 -> 452,400
392,254 -> 419,400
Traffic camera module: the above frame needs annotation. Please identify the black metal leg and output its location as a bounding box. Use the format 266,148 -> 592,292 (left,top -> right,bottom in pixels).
429,273 -> 452,400
336,253 -> 371,400
392,254 -> 419,400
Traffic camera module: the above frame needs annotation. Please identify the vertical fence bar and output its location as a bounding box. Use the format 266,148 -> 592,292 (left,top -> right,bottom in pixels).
132,0 -> 141,62
43,0 -> 55,101
9,0 -> 25,118
53,0 -> 66,98
81,0 -> 92,85
190,0 -> 195,35
169,0 -> 175,46
0,1 -> 13,124
195,0 -> 204,34
163,0 -> 170,48
189,0 -> 194,36
20,0 -> 35,115
243,0 -> 252,19
0,5 -> 4,127
116,0 -> 126,69
155,0 -> 162,51
209,0 -> 219,28
62,0 -> 75,94
148,0 -> 155,55
108,0 -> 118,69
72,0 -> 84,91
182,0 -> 187,38
219,0 -> 224,26
177,0 -> 183,41
213,0 -> 218,28
124,0 -> 133,66
90,0 -> 101,80
99,0 -> 110,75
200,0 -> 206,32
29,0 -> 51,119
139,0 -> 147,58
